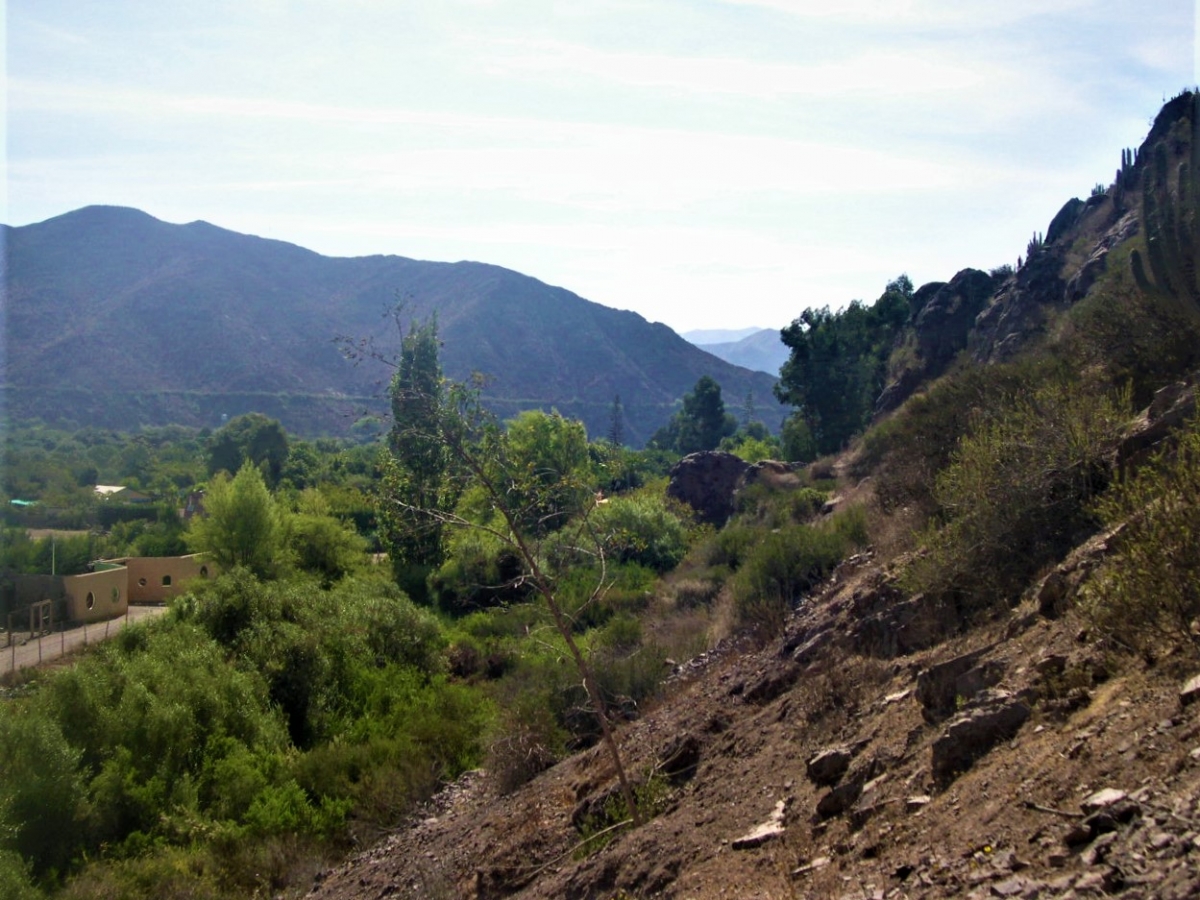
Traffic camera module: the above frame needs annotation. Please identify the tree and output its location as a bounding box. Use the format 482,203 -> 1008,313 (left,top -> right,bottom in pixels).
775,277 -> 911,456
378,316 -> 458,596
379,330 -> 644,827
607,394 -> 625,447
208,413 -> 290,487
676,376 -> 737,454
501,410 -> 592,535
187,462 -> 286,577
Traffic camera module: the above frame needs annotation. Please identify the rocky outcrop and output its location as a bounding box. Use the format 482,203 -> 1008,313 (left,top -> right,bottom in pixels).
876,269 -> 997,414
931,688 -> 1031,787
666,451 -> 750,526
1117,377 -> 1198,475
1065,210 -> 1139,302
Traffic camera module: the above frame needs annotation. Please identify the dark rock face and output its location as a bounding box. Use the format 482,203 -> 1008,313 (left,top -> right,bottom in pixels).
666,451 -> 750,526
875,269 -> 996,414
806,747 -> 852,787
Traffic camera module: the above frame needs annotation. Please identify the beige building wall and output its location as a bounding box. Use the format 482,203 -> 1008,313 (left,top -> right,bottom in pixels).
62,568 -> 128,624
122,554 -> 213,603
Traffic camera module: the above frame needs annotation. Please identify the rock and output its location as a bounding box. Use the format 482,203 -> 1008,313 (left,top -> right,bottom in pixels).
874,269 -> 997,414
806,747 -> 852,787
930,690 -> 1031,787
1080,788 -> 1128,815
731,799 -> 788,850
905,795 -> 931,812
742,662 -> 800,705
666,452 -> 750,527
817,778 -> 864,819
1180,674 -> 1200,706
792,856 -> 831,877
916,649 -> 990,722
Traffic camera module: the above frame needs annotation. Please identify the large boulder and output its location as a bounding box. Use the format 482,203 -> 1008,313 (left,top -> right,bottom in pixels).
667,451 -> 750,526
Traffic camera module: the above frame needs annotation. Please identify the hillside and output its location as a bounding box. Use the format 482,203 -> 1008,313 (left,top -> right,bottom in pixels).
300,92 -> 1200,900
1,208 -> 779,444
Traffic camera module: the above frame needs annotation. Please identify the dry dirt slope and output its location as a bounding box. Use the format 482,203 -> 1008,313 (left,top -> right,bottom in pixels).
304,549 -> 1200,900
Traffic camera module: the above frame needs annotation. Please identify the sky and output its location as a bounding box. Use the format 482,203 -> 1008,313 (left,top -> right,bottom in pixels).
5,1 -> 1197,333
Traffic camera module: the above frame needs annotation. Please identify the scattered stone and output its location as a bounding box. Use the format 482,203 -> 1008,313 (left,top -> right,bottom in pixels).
807,747 -> 853,786
1180,674 -> 1200,706
906,795 -> 931,813
792,856 -> 831,877
732,799 -> 789,850
1081,788 -> 1127,815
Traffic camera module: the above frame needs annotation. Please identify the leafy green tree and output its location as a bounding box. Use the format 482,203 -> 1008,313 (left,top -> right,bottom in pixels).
677,376 -> 738,454
775,277 -> 911,455
287,489 -> 367,585
501,410 -> 593,535
379,354 -> 644,826
648,376 -> 738,455
379,316 -> 458,596
207,413 -> 290,486
186,462 -> 286,577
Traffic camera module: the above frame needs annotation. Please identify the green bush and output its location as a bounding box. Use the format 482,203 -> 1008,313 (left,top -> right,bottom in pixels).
1082,410 -> 1200,655
0,706 -> 86,876
0,851 -> 42,900
904,379 -> 1129,614
731,517 -> 860,636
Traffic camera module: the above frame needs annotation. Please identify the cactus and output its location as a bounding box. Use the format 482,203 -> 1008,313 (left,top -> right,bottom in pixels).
1130,93 -> 1200,318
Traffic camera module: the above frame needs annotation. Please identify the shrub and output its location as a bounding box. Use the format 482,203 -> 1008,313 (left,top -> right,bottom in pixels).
904,379 -> 1129,614
0,706 -> 86,876
732,512 -> 866,636
486,692 -> 568,794
1082,410 -> 1200,655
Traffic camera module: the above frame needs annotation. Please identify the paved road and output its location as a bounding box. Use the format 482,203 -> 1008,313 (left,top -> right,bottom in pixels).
3,605 -> 168,674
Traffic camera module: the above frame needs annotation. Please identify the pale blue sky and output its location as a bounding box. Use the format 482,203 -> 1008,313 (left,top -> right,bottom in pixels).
6,1 -> 1196,331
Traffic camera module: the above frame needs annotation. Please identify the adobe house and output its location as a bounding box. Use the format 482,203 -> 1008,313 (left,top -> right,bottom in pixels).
2,554 -> 215,630
115,554 -> 213,603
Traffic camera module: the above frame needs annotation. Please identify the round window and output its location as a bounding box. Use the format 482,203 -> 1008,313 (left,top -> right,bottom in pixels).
86,592 -> 95,610
138,577 -> 147,587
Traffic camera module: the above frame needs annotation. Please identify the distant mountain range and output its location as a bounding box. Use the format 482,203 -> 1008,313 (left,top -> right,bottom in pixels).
1,206 -> 781,445
684,328 -> 790,376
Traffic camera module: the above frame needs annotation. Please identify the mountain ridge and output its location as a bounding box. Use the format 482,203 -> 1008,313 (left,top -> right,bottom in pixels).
1,206 -> 780,444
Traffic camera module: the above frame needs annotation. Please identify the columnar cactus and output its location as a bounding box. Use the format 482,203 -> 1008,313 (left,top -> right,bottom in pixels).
1131,92 -> 1200,317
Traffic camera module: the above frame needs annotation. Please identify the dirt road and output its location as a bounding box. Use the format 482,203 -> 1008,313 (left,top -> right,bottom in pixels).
3,605 -> 168,674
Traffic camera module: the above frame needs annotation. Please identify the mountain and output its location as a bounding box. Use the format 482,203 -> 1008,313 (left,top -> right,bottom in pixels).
0,207 -> 780,445
680,326 -> 764,344
693,327 -> 790,375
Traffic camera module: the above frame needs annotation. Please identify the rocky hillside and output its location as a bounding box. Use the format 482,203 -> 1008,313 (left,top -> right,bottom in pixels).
298,92 -> 1200,900
1,207 -> 779,444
